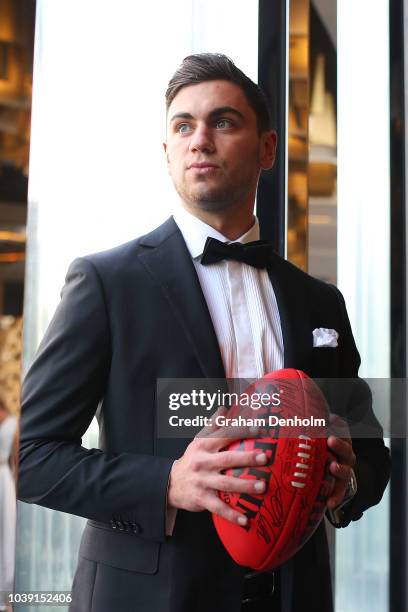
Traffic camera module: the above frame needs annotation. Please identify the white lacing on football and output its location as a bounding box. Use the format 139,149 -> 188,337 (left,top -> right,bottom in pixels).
291,435 -> 312,489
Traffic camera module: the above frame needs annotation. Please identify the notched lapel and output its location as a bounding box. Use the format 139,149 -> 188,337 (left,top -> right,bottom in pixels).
137,218 -> 225,379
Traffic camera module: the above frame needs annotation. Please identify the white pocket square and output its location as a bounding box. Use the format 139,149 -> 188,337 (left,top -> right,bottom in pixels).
312,327 -> 339,348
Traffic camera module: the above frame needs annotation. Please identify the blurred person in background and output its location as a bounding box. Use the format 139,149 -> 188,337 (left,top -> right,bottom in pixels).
0,396 -> 18,612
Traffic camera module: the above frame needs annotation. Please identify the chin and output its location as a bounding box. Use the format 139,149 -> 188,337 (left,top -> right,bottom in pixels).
176,182 -> 240,212
190,198 -> 236,213
190,186 -> 234,208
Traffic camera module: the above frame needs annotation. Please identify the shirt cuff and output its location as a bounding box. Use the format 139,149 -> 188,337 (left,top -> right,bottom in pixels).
165,460 -> 178,536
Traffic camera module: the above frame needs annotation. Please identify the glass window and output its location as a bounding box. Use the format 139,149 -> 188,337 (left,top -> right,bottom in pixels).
287,1 -> 390,610
17,1 -> 259,608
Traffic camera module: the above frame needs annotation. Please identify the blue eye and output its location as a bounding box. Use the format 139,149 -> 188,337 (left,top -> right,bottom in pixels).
216,119 -> 232,129
178,123 -> 191,134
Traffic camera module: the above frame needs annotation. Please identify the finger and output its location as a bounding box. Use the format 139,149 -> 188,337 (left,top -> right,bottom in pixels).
196,406 -> 228,438
328,413 -> 351,440
210,474 -> 267,496
209,448 -> 269,471
327,436 -> 355,466
204,492 -> 249,527
329,460 -> 354,482
205,425 -> 261,450
328,425 -> 352,445
327,435 -> 353,461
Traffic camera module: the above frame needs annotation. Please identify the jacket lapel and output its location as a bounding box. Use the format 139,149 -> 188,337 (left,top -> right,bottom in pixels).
137,218 -> 313,378
137,217 -> 225,380
267,254 -> 312,373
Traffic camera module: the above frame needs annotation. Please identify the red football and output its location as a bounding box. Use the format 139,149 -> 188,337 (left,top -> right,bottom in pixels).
212,368 -> 335,571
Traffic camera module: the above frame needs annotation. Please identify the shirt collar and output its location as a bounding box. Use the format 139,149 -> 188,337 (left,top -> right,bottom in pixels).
173,207 -> 260,260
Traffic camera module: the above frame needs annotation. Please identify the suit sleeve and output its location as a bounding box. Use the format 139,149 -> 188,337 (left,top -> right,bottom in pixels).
18,257 -> 173,542
326,285 -> 391,528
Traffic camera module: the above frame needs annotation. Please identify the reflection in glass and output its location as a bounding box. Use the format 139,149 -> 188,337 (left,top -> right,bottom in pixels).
308,1 -> 337,284
287,0 -> 338,283
287,0 -> 309,271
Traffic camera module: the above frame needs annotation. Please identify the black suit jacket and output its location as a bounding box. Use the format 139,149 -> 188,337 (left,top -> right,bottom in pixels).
18,217 -> 390,612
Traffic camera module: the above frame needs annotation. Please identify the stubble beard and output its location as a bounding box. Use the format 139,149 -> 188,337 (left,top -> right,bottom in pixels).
174,175 -> 255,213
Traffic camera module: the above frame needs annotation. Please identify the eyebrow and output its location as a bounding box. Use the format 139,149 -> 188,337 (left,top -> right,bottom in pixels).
169,106 -> 246,123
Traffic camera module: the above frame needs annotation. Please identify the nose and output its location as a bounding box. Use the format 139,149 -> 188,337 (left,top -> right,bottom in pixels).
189,123 -> 215,153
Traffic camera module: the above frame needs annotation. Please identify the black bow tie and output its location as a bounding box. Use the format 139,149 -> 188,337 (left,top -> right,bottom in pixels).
200,237 -> 274,269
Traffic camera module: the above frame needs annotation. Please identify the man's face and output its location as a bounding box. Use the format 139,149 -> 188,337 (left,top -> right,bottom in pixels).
164,80 -> 276,214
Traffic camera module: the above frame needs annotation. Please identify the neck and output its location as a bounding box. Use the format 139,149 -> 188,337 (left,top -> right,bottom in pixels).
180,203 -> 255,240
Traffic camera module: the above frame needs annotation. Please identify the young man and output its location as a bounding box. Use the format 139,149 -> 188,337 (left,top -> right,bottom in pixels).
18,54 -> 390,612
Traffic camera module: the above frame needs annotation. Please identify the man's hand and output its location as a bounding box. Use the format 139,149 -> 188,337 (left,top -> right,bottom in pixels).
326,414 -> 356,509
167,407 -> 268,527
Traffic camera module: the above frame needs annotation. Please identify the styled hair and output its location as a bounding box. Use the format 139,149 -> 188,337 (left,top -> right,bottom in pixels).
165,53 -> 271,134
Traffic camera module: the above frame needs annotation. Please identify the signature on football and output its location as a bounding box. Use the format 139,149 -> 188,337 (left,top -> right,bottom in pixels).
255,475 -> 284,544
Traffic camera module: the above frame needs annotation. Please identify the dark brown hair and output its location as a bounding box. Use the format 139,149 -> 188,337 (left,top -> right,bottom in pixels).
165,53 -> 271,134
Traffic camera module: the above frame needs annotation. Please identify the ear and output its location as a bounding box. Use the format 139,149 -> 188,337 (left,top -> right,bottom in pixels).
163,141 -> 172,174
260,130 -> 277,170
